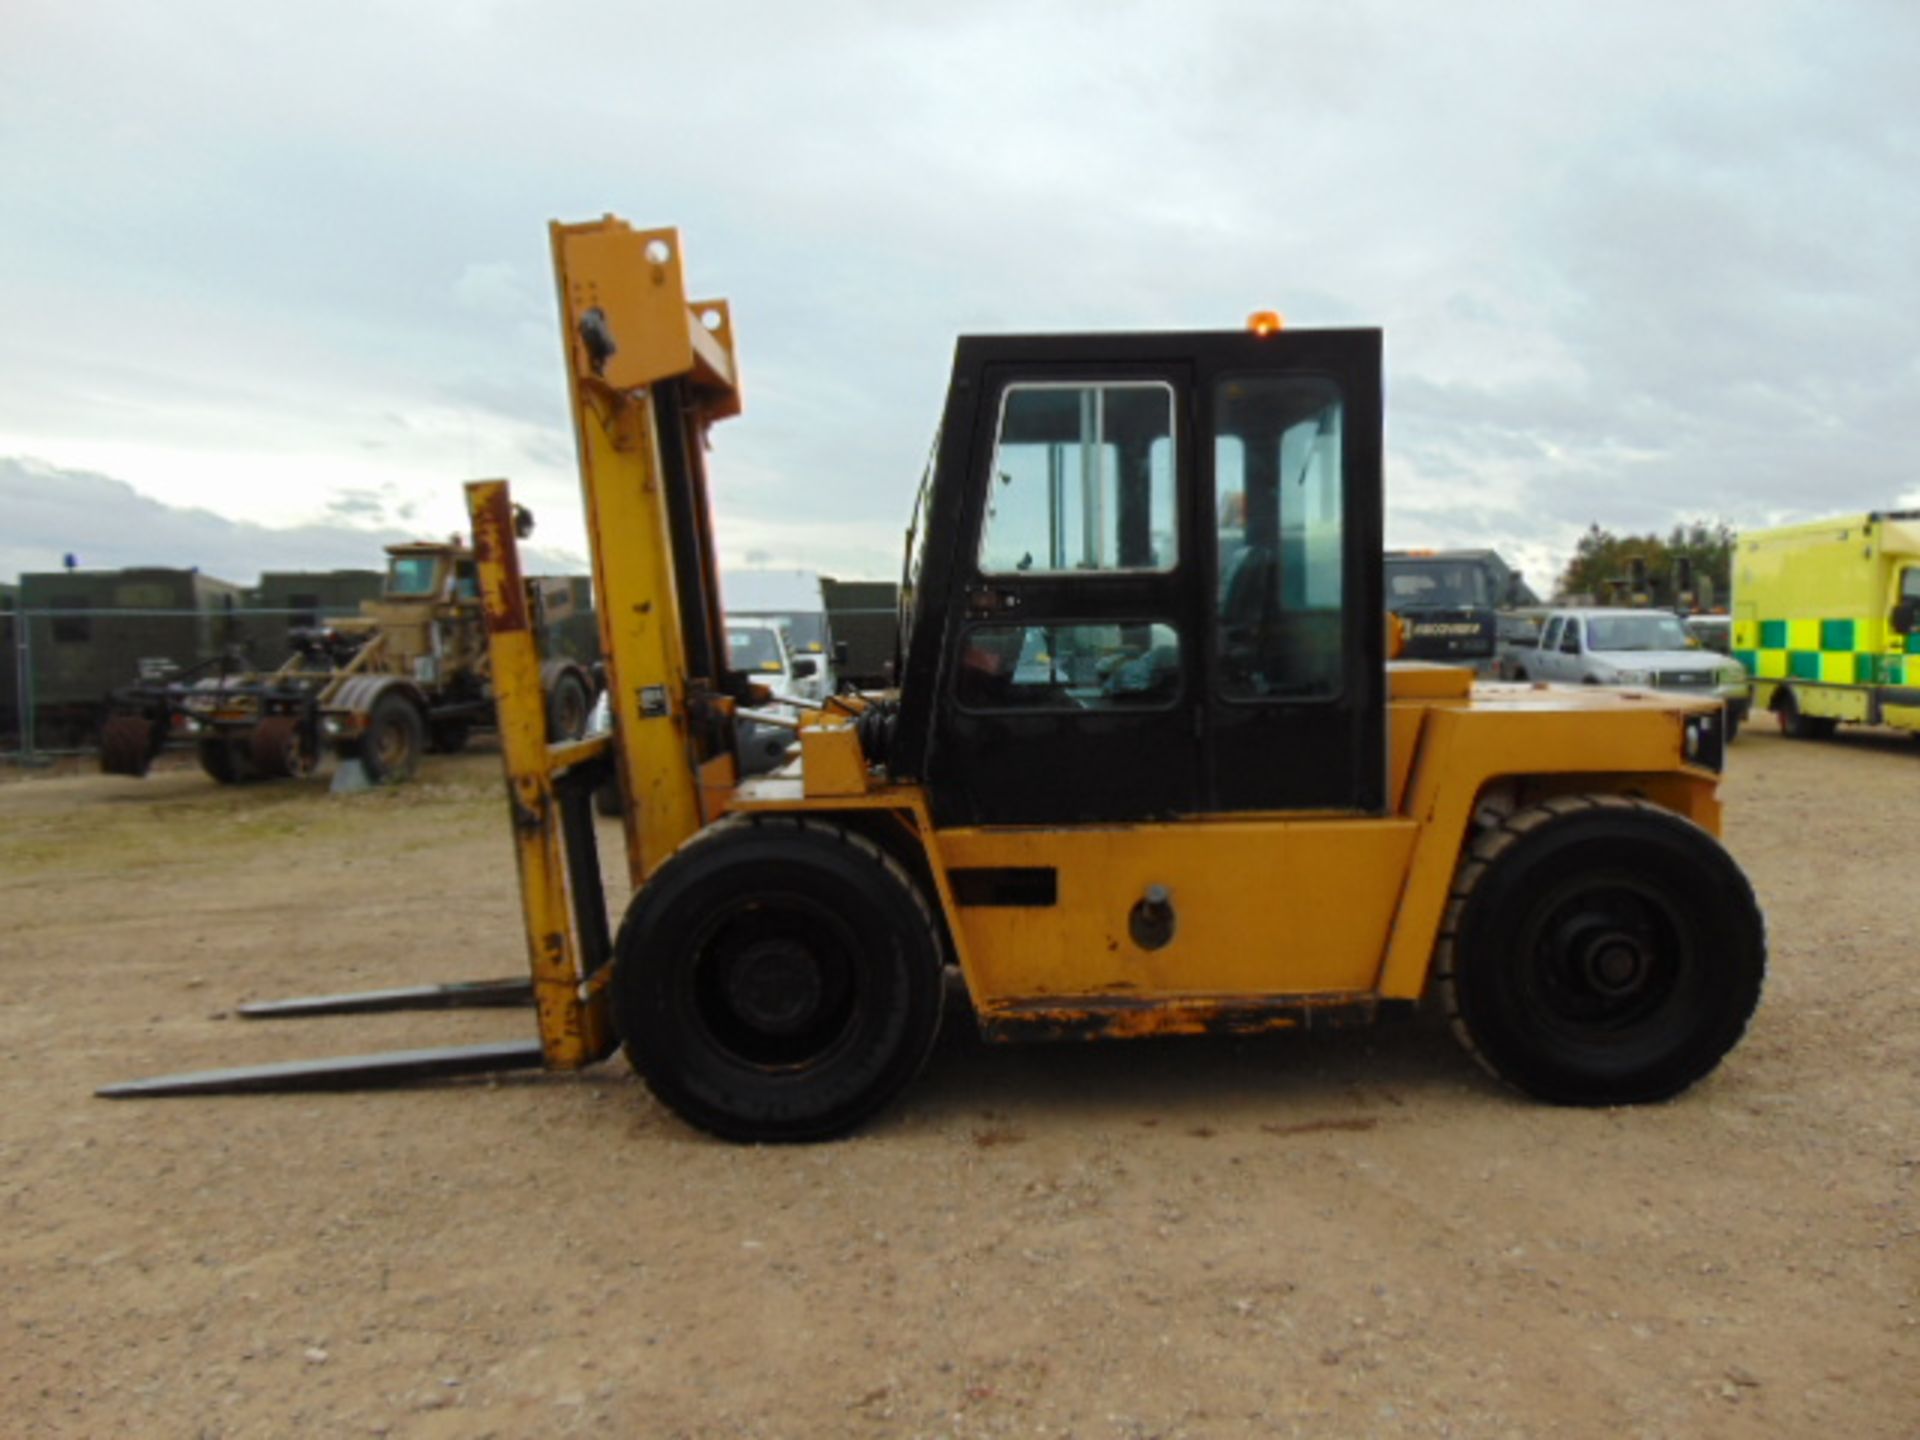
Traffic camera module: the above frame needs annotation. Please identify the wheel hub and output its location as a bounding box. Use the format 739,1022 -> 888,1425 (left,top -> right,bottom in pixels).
725,938 -> 824,1035
1542,898 -> 1669,1020
1582,934 -> 1649,996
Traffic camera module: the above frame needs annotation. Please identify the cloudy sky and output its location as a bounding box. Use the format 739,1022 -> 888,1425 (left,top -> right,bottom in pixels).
3,1 -> 1916,595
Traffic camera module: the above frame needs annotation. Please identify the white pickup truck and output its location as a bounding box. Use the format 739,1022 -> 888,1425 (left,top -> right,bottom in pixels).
1497,607 -> 1751,738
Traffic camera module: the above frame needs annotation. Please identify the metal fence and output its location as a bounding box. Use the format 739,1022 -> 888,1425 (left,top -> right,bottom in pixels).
3,600 -> 902,765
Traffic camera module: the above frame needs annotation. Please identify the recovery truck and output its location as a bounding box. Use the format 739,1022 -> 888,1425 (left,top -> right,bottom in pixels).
1383,548 -> 1536,674
1733,511 -> 1920,739
98,539 -> 595,784
102,219 -> 1764,1142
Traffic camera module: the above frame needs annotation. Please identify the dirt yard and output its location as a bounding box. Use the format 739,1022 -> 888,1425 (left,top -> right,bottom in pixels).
2,729 -> 1916,1439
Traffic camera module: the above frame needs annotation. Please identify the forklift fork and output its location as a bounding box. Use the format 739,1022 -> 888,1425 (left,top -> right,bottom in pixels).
98,221 -> 739,1104
97,481 -> 621,1100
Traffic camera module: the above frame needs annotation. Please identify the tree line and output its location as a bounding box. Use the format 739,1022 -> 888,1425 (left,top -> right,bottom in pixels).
1557,521 -> 1736,608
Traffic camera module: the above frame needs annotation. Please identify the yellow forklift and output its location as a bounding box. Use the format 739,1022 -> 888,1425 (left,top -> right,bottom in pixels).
104,217 -> 1764,1141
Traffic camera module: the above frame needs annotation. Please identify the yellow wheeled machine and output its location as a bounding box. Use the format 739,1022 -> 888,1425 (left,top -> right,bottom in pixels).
104,217 -> 1764,1141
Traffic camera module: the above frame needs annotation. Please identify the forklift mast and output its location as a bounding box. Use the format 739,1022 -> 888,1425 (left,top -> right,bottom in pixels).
463,218 -> 749,1069
96,218 -> 744,1096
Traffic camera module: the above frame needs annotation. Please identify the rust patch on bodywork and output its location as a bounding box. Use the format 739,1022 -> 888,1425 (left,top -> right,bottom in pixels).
975,993 -> 1382,1044
468,482 -> 532,635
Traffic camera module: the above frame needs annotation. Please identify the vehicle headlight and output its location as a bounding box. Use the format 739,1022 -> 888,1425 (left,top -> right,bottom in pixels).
1682,710 -> 1725,772
1718,664 -> 1746,685
1613,668 -> 1651,685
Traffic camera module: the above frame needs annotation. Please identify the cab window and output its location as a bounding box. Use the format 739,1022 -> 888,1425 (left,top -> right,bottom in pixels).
1212,375 -> 1345,700
979,383 -> 1176,575
386,555 -> 440,596
1560,619 -> 1582,654
1540,617 -> 1562,651
956,623 -> 1181,710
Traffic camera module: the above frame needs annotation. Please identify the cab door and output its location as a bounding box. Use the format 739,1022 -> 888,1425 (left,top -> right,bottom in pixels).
925,359 -> 1201,825
1533,616 -> 1564,679
1200,331 -> 1385,813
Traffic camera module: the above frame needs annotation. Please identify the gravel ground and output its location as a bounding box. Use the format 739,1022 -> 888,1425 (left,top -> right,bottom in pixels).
2,727 -> 1916,1438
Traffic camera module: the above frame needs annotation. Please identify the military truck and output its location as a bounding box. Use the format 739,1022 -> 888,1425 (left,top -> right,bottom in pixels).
101,540 -> 594,784
1383,548 -> 1537,674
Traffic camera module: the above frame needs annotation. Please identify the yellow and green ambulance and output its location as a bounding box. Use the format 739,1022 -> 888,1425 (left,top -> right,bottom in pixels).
1733,511 -> 1920,739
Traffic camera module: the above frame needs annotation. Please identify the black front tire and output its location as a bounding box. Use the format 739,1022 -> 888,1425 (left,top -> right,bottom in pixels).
358,694 -> 425,784
611,816 -> 946,1142
1436,795 -> 1764,1106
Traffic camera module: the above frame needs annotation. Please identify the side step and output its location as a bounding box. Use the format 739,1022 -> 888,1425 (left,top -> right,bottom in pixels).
237,978 -> 533,1019
96,1039 -> 547,1098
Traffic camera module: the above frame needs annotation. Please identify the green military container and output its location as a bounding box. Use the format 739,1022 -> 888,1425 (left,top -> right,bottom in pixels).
17,568 -> 247,743
249,569 -> 384,661
820,576 -> 897,689
531,574 -> 601,668
1,583 -> 18,745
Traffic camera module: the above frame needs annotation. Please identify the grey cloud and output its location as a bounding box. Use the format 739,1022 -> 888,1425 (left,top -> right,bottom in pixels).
2,2 -> 1917,590
1,458 -> 585,586
324,489 -> 389,520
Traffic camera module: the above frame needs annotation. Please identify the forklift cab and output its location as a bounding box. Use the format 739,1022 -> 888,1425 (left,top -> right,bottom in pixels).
896,328 -> 1384,825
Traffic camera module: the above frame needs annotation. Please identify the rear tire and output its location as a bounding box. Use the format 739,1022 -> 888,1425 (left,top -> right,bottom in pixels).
197,738 -> 255,785
250,715 -> 316,778
1775,687 -> 1837,740
546,670 -> 590,742
611,815 -> 946,1142
1435,795 -> 1764,1106
357,694 -> 425,784
100,714 -> 161,777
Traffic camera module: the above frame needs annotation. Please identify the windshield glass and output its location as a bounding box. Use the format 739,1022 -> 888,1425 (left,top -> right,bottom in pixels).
1384,561 -> 1490,609
385,554 -> 441,596
1584,613 -> 1692,652
727,626 -> 784,672
734,610 -> 826,653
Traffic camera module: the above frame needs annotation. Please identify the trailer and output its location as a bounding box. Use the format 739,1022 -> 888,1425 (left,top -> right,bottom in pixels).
100,540 -> 594,783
